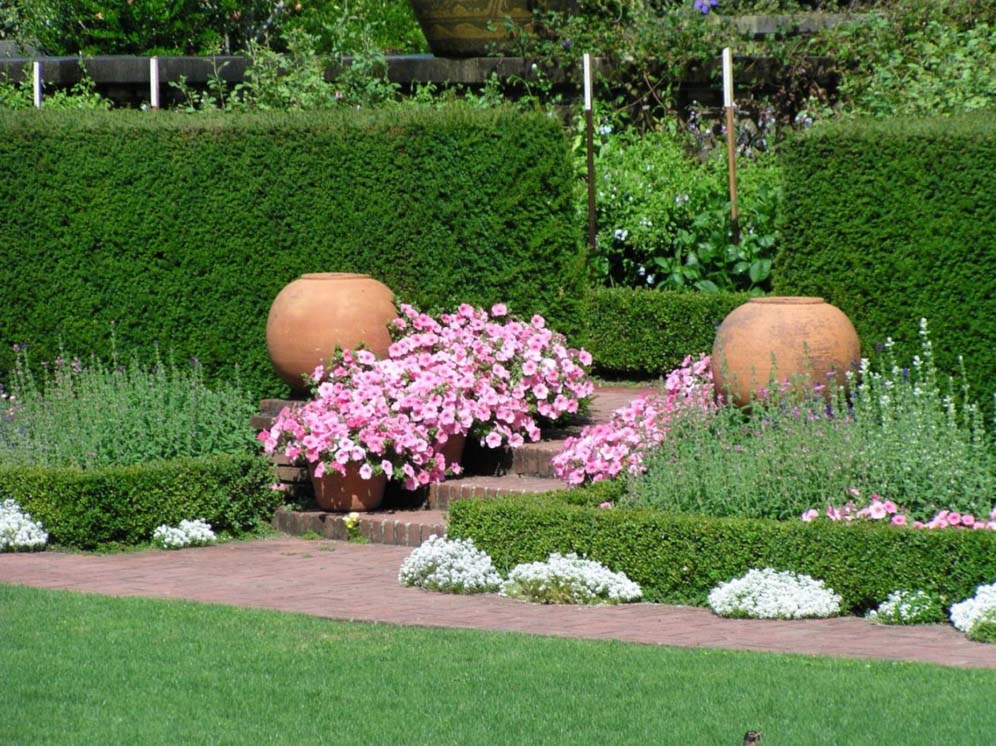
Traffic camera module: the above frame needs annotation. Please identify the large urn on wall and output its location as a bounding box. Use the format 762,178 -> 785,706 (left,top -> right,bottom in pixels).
266,273 -> 396,395
409,0 -> 571,58
711,297 -> 861,406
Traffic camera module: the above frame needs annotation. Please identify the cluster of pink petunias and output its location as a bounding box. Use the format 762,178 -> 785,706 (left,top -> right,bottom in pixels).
389,303 -> 594,448
551,355 -> 714,486
801,492 -> 996,531
258,303 -> 594,489
257,348 -> 459,490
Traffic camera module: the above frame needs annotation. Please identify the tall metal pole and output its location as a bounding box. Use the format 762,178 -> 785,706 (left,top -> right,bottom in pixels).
584,53 -> 597,255
32,61 -> 42,108
723,48 -> 740,245
149,56 -> 160,110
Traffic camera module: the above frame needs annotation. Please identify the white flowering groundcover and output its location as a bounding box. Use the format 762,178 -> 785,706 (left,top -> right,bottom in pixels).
865,589 -> 945,625
708,568 -> 842,620
398,535 -> 502,594
950,582 -> 996,635
0,498 -> 48,551
152,519 -> 217,550
501,553 -> 643,605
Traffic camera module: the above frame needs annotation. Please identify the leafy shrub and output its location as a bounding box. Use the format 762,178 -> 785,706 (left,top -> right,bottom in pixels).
0,107 -> 583,398
630,323 -> 996,521
19,0 -> 289,55
398,535 -> 502,593
501,553 -> 642,605
585,127 -> 781,292
0,498 -> 48,551
0,453 -> 278,549
775,112 -> 996,423
447,491 -> 996,614
581,288 -> 747,376
0,64 -> 110,111
865,589 -> 946,625
707,568 -> 842,619
1,345 -> 256,469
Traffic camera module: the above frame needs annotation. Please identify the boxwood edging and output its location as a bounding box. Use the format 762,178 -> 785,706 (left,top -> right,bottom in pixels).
447,491 -> 996,613
0,453 -> 279,549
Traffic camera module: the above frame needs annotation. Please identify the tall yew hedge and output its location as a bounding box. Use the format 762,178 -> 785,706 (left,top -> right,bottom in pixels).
775,114 -> 996,412
0,107 -> 583,396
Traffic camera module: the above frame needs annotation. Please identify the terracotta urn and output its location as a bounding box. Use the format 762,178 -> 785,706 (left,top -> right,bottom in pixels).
266,273 -> 396,394
409,0 -> 570,58
711,297 -> 861,406
310,463 -> 388,512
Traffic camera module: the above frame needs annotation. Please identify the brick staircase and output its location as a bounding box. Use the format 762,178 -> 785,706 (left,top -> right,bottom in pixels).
267,386 -> 652,546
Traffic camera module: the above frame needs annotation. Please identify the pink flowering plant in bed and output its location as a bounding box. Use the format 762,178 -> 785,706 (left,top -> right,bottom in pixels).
551,354 -> 714,486
258,303 -> 594,490
801,489 -> 996,532
389,303 -> 594,449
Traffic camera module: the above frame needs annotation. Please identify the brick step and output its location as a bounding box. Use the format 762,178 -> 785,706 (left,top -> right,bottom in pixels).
272,506 -> 447,547
507,440 -> 565,478
428,474 -> 562,510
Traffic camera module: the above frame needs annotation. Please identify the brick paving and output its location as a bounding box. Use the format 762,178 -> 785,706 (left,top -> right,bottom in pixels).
3,536 -> 995,670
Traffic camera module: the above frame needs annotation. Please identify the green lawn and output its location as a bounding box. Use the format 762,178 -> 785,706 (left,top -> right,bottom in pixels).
1,584 -> 993,745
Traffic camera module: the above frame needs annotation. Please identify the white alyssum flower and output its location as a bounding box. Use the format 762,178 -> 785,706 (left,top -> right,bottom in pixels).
950,581 -> 996,632
866,589 -> 942,625
399,535 -> 502,594
501,553 -> 642,605
0,498 -> 48,551
152,519 -> 217,549
708,568 -> 842,619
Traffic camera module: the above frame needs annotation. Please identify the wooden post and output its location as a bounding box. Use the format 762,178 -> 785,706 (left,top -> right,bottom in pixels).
149,56 -> 160,110
584,53 -> 597,256
723,47 -> 740,244
32,61 -> 42,109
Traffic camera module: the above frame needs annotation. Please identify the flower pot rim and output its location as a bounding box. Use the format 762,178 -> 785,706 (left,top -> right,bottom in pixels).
749,296 -> 825,305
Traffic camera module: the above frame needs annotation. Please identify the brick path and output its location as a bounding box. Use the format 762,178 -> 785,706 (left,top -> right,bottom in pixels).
3,536 -> 995,670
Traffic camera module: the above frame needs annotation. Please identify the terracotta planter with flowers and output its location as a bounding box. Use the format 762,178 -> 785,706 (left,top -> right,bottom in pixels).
310,462 -> 387,512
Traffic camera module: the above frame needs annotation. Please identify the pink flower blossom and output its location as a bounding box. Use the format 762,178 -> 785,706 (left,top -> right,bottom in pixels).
869,502 -> 887,520
598,501 -> 613,509
891,515 -> 907,526
801,509 -> 819,523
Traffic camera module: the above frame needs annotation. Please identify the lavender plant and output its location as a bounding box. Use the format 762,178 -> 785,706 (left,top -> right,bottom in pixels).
0,344 -> 256,469
630,320 -> 996,520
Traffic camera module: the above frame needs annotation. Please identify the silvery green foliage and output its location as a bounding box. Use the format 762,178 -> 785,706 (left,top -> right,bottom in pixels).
950,581 -> 996,633
398,535 -> 503,594
865,589 -> 944,625
708,568 -> 842,619
501,553 -> 642,605
152,519 -> 217,550
0,498 -> 48,551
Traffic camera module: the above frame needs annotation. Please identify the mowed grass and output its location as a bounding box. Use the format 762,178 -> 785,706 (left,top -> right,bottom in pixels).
1,584 -> 994,745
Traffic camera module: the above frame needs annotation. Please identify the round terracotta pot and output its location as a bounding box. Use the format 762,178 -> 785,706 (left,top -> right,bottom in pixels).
310,462 -> 387,512
266,273 -> 396,394
409,0 -> 570,58
438,433 -> 467,472
711,296 -> 861,406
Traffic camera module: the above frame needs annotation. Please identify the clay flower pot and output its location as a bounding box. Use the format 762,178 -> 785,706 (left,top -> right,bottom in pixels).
712,296 -> 861,406
266,273 -> 396,395
310,462 -> 387,512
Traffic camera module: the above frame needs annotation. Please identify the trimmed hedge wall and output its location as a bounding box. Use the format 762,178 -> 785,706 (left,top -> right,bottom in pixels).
775,114 -> 996,412
581,289 -> 749,376
0,107 -> 583,397
448,491 -> 996,613
0,453 -> 279,548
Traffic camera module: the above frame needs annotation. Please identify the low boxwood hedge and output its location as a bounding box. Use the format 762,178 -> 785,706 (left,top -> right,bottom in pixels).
582,288 -> 749,376
447,489 -> 996,613
0,453 -> 279,549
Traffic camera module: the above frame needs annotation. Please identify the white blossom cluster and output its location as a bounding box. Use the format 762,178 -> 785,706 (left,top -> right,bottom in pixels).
865,589 -> 943,625
500,552 -> 642,605
398,535 -> 503,593
0,498 -> 48,551
152,519 -> 217,550
707,568 -> 842,619
950,581 -> 996,633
